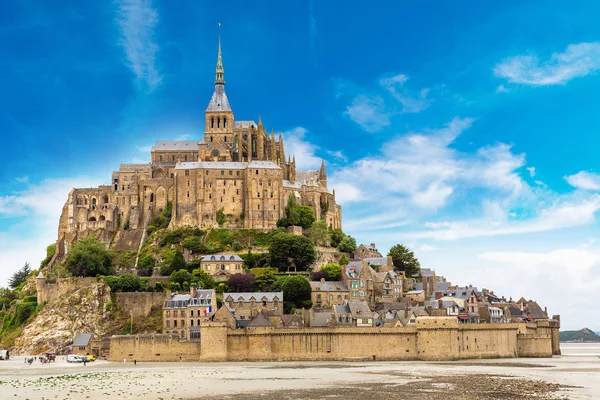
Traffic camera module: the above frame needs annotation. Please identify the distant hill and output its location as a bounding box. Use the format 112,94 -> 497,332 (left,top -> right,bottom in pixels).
560,328 -> 600,342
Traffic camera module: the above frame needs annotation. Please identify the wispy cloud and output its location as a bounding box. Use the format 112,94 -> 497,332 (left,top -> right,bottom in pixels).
15,176 -> 29,183
526,167 -> 536,177
565,171 -> 600,190
326,150 -> 347,162
494,42 -> 600,86
282,127 -> 322,170
344,95 -> 391,132
115,0 -> 162,92
341,73 -> 432,132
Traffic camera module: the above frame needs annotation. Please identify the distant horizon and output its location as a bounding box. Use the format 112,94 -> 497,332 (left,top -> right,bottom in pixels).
2,1 -> 600,331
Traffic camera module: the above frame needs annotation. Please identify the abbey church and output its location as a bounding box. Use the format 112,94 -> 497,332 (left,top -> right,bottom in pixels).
55,37 -> 342,257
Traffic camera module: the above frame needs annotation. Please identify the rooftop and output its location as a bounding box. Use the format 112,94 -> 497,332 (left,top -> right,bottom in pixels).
152,141 -> 203,151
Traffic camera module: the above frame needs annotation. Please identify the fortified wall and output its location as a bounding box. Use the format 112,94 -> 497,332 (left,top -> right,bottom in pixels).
109,317 -> 560,362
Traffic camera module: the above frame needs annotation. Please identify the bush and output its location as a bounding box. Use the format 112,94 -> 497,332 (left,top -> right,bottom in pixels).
227,273 -> 257,292
65,237 -> 114,277
320,263 -> 341,281
103,274 -> 145,292
40,244 -> 56,269
277,195 -> 316,229
269,233 -> 316,271
22,296 -> 37,303
216,208 -> 226,226
160,249 -> 186,276
338,235 -> 357,253
170,269 -> 192,286
154,282 -> 166,292
232,241 -> 244,251
271,275 -> 311,308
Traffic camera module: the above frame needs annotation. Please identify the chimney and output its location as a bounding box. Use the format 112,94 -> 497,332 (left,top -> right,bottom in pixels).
190,285 -> 197,297
370,243 -> 376,249
435,291 -> 442,300
438,299 -> 443,309
341,265 -> 346,275
386,256 -> 393,267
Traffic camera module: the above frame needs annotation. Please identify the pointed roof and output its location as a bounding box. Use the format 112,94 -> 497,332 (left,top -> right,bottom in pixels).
206,33 -> 231,112
319,159 -> 327,180
248,313 -> 272,327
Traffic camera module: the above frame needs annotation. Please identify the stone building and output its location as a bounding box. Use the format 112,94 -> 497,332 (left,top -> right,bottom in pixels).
200,254 -> 244,280
310,279 -> 350,308
163,288 -> 216,339
223,291 -> 283,319
353,243 -> 382,260
53,36 -> 342,261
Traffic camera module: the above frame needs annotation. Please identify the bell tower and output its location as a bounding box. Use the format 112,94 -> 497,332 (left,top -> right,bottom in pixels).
205,33 -> 235,151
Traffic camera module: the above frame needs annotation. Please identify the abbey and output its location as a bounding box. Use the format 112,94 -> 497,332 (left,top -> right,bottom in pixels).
55,38 -> 342,255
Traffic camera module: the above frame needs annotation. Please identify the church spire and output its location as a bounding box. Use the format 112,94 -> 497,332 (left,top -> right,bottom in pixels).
215,28 -> 225,85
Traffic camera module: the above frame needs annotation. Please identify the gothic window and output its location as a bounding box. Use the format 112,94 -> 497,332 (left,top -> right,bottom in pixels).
236,189 -> 239,195
224,117 -> 227,128
184,155 -> 188,161
103,195 -> 109,203
224,136 -> 227,142
220,197 -> 223,202
187,180 -> 190,187
159,155 -> 163,161
190,319 -> 194,327
211,117 -> 214,128
172,155 -> 175,161
257,193 -> 260,198
273,205 -> 276,210
268,179 -> 271,187
209,194 -> 212,199
236,171 -> 240,176
210,136 -> 213,142
187,191 -> 190,197
221,171 -> 224,176
223,189 -> 225,194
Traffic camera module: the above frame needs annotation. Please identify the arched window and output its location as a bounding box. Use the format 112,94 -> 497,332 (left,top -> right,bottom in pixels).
190,319 -> 194,327
92,198 -> 97,206
224,117 -> 227,128
88,217 -> 96,222
217,117 -> 221,128
103,195 -> 109,204
99,215 -> 106,221
211,117 -> 214,128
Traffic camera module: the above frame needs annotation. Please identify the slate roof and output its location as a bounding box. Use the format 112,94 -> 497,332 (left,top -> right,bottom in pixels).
364,257 -> 389,266
526,301 -> 548,320
280,314 -> 304,328
310,311 -> 334,327
233,120 -> 257,129
152,141 -> 202,151
224,292 -> 283,303
296,170 -> 320,185
72,333 -> 92,347
374,302 -> 407,312
348,300 -> 372,319
282,180 -> 302,189
206,84 -> 232,112
119,164 -> 152,172
345,261 -> 364,278
413,282 -> 424,291
248,313 -> 272,327
421,268 -> 435,277
310,281 -> 349,292
410,306 -> 430,317
435,282 -> 451,292
175,161 -> 280,170
201,254 -> 244,262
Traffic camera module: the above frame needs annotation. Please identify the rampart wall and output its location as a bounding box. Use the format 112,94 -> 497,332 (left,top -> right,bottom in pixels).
115,292 -> 166,319
108,317 -> 559,362
37,277 -> 98,303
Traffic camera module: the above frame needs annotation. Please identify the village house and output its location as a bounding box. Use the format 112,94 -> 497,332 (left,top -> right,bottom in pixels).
373,270 -> 403,303
334,300 -> 373,327
353,243 -> 382,260
71,333 -> 101,357
406,289 -> 425,304
163,288 -> 216,339
223,291 -> 283,319
310,279 -> 350,308
342,261 -> 376,304
201,254 -> 244,280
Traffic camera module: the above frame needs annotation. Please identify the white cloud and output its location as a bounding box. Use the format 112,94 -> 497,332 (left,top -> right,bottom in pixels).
416,244 -> 438,252
494,42 -> 600,86
137,145 -> 152,153
281,127 -> 321,170
581,238 -> 596,248
565,171 -> 600,190
15,176 -> 29,183
527,167 -> 536,177
496,84 -> 510,93
380,74 -> 431,113
0,177 -> 103,285
326,150 -> 347,162
115,0 -> 162,92
175,134 -> 192,141
344,95 -> 391,132
412,195 -> 600,241
478,248 -> 600,329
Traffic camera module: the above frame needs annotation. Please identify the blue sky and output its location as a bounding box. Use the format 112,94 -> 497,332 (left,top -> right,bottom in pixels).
2,1 -> 600,329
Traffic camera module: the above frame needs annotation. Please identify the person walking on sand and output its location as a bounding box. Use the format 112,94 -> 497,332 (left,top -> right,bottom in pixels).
83,358 -> 87,366
134,360 -> 137,365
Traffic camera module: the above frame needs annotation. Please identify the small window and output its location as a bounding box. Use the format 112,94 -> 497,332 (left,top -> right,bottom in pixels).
185,170 -> 189,176
184,155 -> 188,161
224,117 -> 227,127
221,171 -> 224,176
172,155 -> 175,161
159,155 -> 163,161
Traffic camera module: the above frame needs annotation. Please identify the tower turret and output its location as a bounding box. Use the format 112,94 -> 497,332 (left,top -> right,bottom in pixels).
319,159 -> 327,189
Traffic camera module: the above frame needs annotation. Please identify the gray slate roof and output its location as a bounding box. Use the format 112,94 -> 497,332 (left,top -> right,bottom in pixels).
310,281 -> 349,292
296,170 -> 320,185
234,121 -> 257,129
348,300 -> 372,319
175,161 -> 280,170
364,257 -> 389,266
310,311 -> 334,327
248,313 -> 272,327
152,141 -> 202,151
206,84 -> 232,112
73,333 -> 92,347
282,180 -> 302,189
224,292 -> 283,302
413,282 -> 424,291
201,254 -> 244,262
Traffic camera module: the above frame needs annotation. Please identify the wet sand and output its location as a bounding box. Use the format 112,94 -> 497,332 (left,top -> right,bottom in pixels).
0,352 -> 598,399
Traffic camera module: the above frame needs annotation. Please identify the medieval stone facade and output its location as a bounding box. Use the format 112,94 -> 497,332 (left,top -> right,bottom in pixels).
54,37 -> 342,260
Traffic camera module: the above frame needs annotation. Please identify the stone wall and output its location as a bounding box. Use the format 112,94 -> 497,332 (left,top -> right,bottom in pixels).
108,317 -> 558,362
110,334 -> 201,361
37,277 -> 99,303
115,292 -> 166,319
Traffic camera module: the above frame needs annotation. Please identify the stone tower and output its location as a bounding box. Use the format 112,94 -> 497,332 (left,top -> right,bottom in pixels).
205,35 -> 234,147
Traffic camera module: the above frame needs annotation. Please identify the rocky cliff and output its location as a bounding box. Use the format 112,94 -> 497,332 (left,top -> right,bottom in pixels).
12,281 -> 113,355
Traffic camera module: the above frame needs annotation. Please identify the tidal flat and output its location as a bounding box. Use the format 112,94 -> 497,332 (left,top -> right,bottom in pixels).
0,345 -> 598,400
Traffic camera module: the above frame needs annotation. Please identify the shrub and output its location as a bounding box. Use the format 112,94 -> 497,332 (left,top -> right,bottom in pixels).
216,208 -> 226,226
22,296 -> 37,303
103,274 -> 145,292
320,263 -> 341,281
269,233 -> 316,271
154,282 -> 166,292
65,237 -> 114,277
271,275 -> 311,308
227,273 -> 257,292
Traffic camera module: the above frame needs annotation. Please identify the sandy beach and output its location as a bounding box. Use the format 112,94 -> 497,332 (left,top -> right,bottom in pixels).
0,344 -> 598,400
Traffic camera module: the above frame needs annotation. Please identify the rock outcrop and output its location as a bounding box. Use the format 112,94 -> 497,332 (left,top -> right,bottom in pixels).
12,281 -> 112,355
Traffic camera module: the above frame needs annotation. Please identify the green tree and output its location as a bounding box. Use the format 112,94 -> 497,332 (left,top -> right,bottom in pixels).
8,263 -> 32,289
253,269 -> 277,291
388,244 -> 421,277
269,233 -> 316,271
339,254 -> 349,265
227,273 -> 257,292
216,208 -> 226,226
40,244 -> 56,269
309,220 -> 330,246
161,249 -> 186,276
329,227 -> 346,248
170,269 -> 192,286
271,276 -> 311,309
191,269 -> 216,289
277,195 -> 316,228
320,263 -> 341,281
65,237 -> 114,277
337,235 -> 357,253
